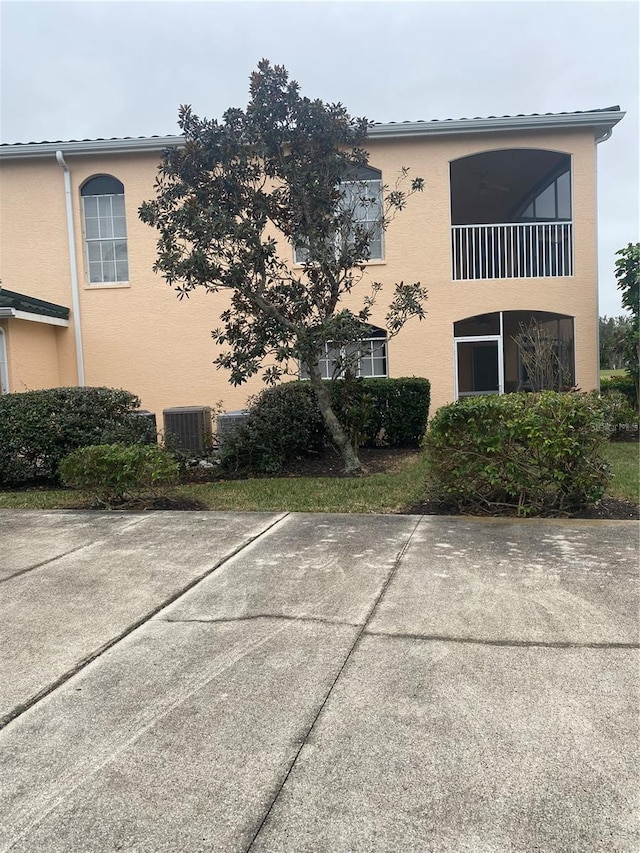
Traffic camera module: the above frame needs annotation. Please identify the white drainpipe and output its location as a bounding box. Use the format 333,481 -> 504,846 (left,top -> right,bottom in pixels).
56,150 -> 85,386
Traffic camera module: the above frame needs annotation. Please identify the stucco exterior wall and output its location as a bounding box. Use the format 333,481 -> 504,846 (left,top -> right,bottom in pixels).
1,319 -> 62,393
0,125 -> 600,420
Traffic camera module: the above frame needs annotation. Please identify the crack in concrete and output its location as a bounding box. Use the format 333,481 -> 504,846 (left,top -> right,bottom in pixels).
243,516 -> 422,852
0,513 -> 290,731
363,629 -> 640,650
0,543 -> 94,585
160,613 -> 360,629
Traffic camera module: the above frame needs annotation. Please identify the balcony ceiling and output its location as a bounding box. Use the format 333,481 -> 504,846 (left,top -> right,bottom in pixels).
451,149 -> 568,225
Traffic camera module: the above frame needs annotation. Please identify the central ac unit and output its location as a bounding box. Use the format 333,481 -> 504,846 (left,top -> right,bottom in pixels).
163,406 -> 212,454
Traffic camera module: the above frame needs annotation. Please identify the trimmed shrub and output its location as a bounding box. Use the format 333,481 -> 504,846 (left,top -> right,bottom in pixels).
424,392 -> 611,516
600,373 -> 638,411
220,383 -> 326,475
220,377 -> 431,475
0,387 -> 156,487
586,390 -> 639,441
60,443 -> 179,508
329,377 -> 431,448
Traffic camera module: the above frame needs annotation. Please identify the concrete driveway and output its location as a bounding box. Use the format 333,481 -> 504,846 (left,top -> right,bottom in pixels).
0,510 -> 638,852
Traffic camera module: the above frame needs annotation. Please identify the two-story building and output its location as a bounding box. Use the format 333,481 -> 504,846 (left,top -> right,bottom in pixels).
0,106 -> 624,422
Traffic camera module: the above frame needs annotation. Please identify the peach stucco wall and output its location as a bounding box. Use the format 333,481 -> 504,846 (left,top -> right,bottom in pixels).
0,319 -> 62,393
0,126 -> 600,419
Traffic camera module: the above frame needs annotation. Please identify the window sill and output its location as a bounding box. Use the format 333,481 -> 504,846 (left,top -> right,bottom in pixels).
84,281 -> 131,290
292,259 -> 387,270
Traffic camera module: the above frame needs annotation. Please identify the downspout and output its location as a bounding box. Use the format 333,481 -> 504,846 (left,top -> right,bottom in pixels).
56,150 -> 85,386
592,129 -> 612,392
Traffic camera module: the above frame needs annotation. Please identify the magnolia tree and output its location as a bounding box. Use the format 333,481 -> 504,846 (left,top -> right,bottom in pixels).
139,60 -> 427,473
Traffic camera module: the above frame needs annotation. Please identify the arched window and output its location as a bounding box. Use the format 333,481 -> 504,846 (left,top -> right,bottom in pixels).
294,165 -> 383,264
300,325 -> 388,380
81,175 -> 129,283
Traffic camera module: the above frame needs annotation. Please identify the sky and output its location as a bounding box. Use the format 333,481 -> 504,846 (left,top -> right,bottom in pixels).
1,0 -> 638,316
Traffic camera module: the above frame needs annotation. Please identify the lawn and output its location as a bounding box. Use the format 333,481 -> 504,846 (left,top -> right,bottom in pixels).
600,369 -> 629,380
602,441 -> 639,504
0,445 -> 636,512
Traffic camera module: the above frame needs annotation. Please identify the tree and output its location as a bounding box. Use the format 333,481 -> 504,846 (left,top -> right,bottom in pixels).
614,243 -> 639,399
599,315 -> 633,370
139,60 -> 426,473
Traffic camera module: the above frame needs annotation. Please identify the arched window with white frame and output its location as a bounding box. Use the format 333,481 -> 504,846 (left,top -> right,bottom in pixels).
81,175 -> 129,283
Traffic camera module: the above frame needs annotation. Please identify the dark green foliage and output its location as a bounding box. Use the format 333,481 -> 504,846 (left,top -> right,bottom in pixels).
424,392 -> 611,516
60,444 -> 179,508
587,390 -> 639,441
614,243 -> 639,399
0,387 -> 155,487
139,60 -> 427,473
221,377 -> 430,474
600,373 -> 638,410
599,315 -> 634,370
220,383 -> 326,475
329,376 -> 431,448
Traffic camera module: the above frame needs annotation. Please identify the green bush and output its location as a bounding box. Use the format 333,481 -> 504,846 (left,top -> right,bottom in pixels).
600,373 -> 638,410
0,387 -> 156,487
587,390 -> 639,441
424,392 -> 611,516
220,383 -> 326,475
329,376 -> 430,448
60,443 -> 179,508
220,377 -> 431,475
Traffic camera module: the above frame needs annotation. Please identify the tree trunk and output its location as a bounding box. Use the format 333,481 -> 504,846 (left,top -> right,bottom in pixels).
307,365 -> 365,474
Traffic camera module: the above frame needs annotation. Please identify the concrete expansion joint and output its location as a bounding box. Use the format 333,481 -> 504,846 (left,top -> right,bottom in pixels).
0,513 -> 291,733
0,542 -> 96,584
160,613 -> 360,629
363,629 -> 640,650
242,517 -> 422,852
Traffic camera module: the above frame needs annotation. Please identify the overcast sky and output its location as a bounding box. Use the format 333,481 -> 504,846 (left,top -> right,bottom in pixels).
1,0 -> 638,315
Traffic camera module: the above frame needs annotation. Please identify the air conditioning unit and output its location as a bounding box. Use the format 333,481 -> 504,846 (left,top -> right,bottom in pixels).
216,410 -> 250,451
163,406 -> 212,454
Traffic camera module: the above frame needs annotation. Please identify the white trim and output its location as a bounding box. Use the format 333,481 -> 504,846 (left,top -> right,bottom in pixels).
0,307 -> 69,326
0,327 -> 8,394
0,111 -> 624,160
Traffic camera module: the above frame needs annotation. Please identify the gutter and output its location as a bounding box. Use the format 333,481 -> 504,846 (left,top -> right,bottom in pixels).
56,151 -> 85,386
0,110 -> 624,159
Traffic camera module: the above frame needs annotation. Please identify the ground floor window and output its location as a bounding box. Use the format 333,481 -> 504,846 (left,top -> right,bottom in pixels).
300,326 -> 388,380
454,311 -> 574,400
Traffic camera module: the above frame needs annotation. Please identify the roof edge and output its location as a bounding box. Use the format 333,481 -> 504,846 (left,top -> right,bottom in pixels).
0,108 -> 625,159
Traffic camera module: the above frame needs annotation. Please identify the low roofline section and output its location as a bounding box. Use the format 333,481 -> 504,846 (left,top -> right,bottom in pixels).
0,108 -> 624,159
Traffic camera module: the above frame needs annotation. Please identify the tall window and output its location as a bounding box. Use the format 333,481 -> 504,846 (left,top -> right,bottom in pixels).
81,175 -> 129,283
300,327 -> 388,380
294,165 -> 383,264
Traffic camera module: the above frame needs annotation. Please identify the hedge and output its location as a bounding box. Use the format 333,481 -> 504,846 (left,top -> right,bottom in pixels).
0,387 -> 156,487
60,443 -> 178,508
600,373 -> 638,410
221,377 -> 431,474
424,391 -> 611,516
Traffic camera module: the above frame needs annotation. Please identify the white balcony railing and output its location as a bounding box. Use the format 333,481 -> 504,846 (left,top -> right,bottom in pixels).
451,222 -> 573,281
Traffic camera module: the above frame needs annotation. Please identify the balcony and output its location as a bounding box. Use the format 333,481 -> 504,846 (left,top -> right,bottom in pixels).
451,221 -> 573,281
450,148 -> 574,282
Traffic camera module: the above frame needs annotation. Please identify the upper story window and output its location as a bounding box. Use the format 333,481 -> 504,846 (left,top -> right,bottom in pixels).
294,165 -> 383,264
300,326 -> 388,380
81,175 -> 129,283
